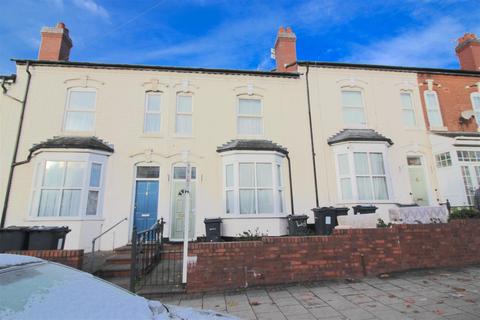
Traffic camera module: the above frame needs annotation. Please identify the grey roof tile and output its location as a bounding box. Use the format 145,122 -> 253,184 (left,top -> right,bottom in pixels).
216,139 -> 288,155
327,129 -> 393,145
30,136 -> 114,153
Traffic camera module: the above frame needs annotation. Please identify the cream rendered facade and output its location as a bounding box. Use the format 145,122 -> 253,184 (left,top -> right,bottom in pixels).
300,64 -> 440,220
2,61 -> 316,251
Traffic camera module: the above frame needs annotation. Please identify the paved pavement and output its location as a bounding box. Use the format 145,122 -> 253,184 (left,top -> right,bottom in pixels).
159,266 -> 480,320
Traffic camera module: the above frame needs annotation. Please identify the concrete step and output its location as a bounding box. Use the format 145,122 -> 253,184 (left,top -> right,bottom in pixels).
106,253 -> 131,264
114,245 -> 132,254
101,263 -> 131,278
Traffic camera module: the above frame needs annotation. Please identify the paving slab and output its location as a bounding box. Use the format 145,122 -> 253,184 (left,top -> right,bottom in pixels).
156,265 -> 480,320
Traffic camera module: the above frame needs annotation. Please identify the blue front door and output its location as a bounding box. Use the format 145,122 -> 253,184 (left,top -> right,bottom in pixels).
134,181 -> 159,233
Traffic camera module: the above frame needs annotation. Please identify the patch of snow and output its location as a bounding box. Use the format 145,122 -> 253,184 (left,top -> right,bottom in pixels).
0,254 -> 42,269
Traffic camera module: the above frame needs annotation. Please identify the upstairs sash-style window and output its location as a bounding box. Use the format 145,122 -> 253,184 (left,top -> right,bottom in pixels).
471,92 -> 480,126
341,90 -> 366,126
400,91 -> 417,127
175,95 -> 193,135
144,93 -> 161,133
424,91 -> 443,127
64,89 -> 96,132
237,98 -> 263,135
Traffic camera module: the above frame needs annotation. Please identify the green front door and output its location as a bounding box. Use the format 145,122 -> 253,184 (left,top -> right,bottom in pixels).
170,166 -> 196,240
407,156 -> 429,206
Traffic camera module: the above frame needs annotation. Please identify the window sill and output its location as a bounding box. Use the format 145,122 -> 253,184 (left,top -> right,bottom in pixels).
140,134 -> 164,138
59,131 -> 96,136
25,216 -> 105,222
236,135 -> 264,139
222,214 -> 289,219
430,126 -> 448,131
173,135 -> 194,139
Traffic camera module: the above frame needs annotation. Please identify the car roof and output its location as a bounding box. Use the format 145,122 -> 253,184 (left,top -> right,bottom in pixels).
0,254 -> 43,269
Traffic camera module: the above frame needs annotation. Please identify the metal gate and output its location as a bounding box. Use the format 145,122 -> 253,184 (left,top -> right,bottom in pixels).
130,219 -> 184,295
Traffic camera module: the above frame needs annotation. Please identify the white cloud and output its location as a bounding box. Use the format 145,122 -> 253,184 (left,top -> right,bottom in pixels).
345,17 -> 465,68
73,0 -> 109,19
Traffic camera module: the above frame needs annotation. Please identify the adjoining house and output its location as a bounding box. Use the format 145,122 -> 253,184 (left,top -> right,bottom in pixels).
1,23 -> 480,251
414,34 -> 480,207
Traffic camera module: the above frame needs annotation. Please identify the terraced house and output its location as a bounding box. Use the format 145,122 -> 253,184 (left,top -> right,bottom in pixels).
1,23 -> 479,251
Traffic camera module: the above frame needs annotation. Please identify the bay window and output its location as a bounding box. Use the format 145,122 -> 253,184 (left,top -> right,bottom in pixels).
341,89 -> 366,126
175,94 -> 193,135
222,154 -> 284,215
31,153 -> 106,218
424,91 -> 443,127
237,98 -> 263,135
64,88 -> 96,132
335,146 -> 390,202
144,92 -> 161,133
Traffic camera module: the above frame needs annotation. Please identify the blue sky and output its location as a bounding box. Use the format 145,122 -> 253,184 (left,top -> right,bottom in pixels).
0,0 -> 478,74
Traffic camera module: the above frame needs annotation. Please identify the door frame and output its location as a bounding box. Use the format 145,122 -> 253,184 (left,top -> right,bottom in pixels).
129,164 -> 161,237
169,162 -> 197,241
406,154 -> 433,206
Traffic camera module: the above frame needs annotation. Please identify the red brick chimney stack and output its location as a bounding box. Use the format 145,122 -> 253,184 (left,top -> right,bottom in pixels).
456,33 -> 480,72
274,26 -> 297,72
38,22 -> 73,61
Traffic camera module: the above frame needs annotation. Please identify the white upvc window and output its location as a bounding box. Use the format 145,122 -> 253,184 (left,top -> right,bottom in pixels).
30,153 -> 107,219
435,152 -> 452,168
471,92 -> 480,126
400,91 -> 417,127
424,90 -> 443,127
64,88 -> 96,132
175,94 -> 193,135
144,92 -> 161,133
237,98 -> 263,135
341,89 -> 366,127
222,153 -> 285,215
335,145 -> 391,202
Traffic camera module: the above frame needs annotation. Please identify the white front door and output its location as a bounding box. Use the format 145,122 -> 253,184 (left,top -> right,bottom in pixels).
170,165 -> 196,241
407,156 -> 430,206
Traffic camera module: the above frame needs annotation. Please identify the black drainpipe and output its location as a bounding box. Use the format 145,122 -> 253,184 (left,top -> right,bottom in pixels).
305,64 -> 319,207
286,153 -> 295,214
1,62 -> 32,228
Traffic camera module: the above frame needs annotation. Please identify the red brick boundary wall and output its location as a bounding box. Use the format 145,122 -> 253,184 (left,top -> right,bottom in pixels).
7,250 -> 84,269
187,220 -> 480,293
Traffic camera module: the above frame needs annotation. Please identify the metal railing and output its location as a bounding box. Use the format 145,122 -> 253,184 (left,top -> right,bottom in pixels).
130,218 -> 164,292
90,217 -> 128,271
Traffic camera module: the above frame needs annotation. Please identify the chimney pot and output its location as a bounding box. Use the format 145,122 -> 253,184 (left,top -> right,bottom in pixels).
455,32 -> 480,71
38,22 -> 73,61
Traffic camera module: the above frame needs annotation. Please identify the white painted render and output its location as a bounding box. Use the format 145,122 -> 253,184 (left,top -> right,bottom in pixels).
0,62 -> 446,251
2,64 -> 313,251
301,66 -> 440,217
